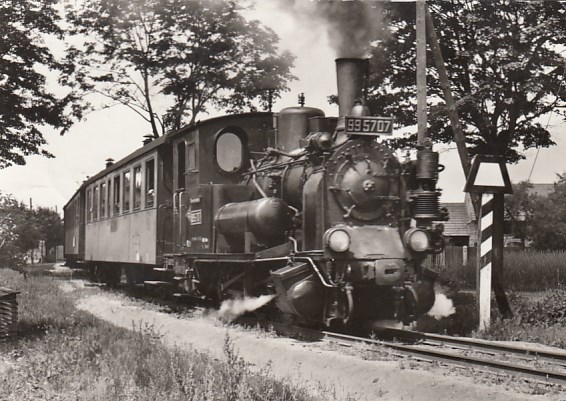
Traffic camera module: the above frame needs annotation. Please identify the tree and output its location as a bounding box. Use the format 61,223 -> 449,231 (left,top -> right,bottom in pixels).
32,207 -> 63,252
0,0 -> 83,168
530,179 -> 566,250
504,181 -> 538,247
66,0 -> 295,137
0,192 -> 63,266
367,1 -> 566,162
0,192 -> 20,267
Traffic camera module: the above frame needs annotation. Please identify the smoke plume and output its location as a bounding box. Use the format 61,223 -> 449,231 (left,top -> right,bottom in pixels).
282,0 -> 387,58
216,294 -> 275,322
427,292 -> 456,320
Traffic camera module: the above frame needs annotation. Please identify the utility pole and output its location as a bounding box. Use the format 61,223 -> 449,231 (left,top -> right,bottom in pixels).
426,6 -> 512,321
424,9 -> 472,186
416,0 -> 427,146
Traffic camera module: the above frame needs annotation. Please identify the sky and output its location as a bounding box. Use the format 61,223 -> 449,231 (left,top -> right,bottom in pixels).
0,0 -> 564,212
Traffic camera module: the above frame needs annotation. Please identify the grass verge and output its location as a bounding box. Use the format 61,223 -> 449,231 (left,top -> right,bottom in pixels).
417,285 -> 566,349
437,249 -> 566,291
0,268 -> 329,401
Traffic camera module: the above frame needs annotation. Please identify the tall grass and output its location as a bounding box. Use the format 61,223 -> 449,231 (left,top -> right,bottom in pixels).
503,250 -> 566,291
480,289 -> 566,348
438,249 -> 566,291
0,268 -> 330,401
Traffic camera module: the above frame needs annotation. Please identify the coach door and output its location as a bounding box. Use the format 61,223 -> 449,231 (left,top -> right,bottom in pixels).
173,135 -> 199,253
173,139 -> 189,252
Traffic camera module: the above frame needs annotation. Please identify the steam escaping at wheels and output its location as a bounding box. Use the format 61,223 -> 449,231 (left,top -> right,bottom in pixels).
427,292 -> 456,320
215,294 -> 276,322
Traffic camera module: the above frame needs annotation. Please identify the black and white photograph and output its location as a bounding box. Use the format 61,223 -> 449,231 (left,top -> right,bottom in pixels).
1,0 -> 566,399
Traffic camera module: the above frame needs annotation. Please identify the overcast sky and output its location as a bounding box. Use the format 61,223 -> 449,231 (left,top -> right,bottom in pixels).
0,0 -> 564,212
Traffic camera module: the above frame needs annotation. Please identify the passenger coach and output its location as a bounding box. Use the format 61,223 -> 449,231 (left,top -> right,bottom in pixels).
64,113 -> 275,285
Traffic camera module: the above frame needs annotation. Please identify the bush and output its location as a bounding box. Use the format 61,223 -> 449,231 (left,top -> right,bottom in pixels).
479,289 -> 566,348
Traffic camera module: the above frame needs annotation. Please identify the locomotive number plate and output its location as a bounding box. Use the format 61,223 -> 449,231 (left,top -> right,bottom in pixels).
345,116 -> 393,136
189,209 -> 202,225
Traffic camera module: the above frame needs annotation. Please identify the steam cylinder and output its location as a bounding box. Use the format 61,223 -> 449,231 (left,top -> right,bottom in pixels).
215,197 -> 291,242
277,107 -> 324,151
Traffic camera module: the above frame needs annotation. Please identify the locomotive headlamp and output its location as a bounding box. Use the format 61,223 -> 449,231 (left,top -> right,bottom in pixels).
325,228 -> 351,252
403,228 -> 430,252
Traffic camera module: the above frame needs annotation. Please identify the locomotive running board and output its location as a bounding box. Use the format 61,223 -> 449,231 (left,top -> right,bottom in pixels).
143,280 -> 174,287
255,242 -> 293,259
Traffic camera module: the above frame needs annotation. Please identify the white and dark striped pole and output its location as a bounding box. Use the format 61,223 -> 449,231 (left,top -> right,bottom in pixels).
465,155 -> 513,330
477,193 -> 494,330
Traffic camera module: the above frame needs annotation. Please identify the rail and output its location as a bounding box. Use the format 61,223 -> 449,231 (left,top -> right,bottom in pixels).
238,318 -> 566,387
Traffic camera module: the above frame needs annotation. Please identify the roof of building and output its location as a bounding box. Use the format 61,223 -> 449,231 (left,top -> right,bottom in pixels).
441,202 -> 473,237
527,183 -> 555,197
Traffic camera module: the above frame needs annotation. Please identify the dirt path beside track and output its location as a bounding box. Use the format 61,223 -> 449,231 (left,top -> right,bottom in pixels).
71,283 -> 562,401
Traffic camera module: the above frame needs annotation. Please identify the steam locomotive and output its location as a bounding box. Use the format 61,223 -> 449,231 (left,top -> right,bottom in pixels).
64,58 -> 446,328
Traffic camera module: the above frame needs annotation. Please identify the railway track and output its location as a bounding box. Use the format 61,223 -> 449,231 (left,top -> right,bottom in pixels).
76,275 -> 566,388
239,318 -> 566,387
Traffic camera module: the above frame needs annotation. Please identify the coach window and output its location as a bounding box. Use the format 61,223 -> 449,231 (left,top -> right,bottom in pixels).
113,175 -> 121,214
177,142 -> 186,189
93,185 -> 99,221
123,170 -> 131,212
145,158 -> 155,208
75,197 -> 80,225
106,179 -> 112,217
100,182 -> 106,218
215,132 -> 243,173
87,188 -> 93,222
133,165 -> 142,210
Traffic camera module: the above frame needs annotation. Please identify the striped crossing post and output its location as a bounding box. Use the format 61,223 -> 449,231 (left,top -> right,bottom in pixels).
465,155 -> 513,330
477,194 -> 494,330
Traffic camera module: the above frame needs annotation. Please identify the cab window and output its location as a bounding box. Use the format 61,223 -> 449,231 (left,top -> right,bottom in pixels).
188,142 -> 197,171
177,142 -> 186,189
215,132 -> 243,173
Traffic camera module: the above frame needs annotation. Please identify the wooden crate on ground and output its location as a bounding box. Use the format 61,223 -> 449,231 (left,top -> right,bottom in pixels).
0,287 -> 20,339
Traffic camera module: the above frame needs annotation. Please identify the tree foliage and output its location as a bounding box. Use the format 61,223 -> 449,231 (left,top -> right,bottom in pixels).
368,0 -> 566,162
0,192 -> 63,267
0,0 -> 82,168
530,178 -> 566,251
504,181 -> 538,247
66,0 -> 295,137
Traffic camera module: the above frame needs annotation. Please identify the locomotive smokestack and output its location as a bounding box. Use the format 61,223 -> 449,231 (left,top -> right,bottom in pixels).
335,58 -> 369,117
